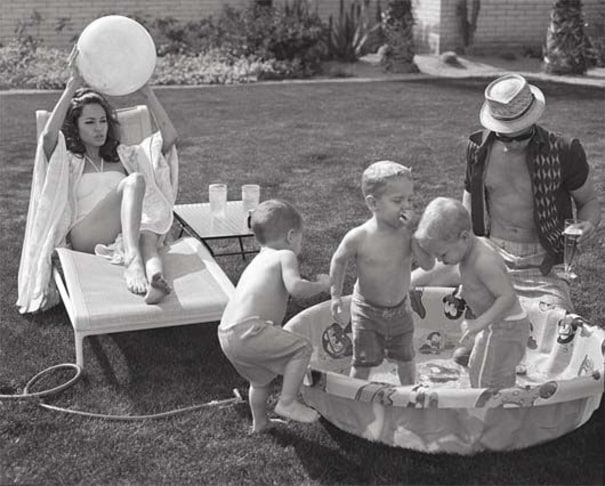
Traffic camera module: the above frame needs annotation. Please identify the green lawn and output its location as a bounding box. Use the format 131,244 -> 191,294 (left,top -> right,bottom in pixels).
1,79 -> 604,485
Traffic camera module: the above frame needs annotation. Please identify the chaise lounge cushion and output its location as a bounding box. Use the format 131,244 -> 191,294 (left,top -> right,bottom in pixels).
55,237 -> 233,333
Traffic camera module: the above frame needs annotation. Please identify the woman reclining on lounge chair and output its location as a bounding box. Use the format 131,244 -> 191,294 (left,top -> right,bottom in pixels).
17,51 -> 179,313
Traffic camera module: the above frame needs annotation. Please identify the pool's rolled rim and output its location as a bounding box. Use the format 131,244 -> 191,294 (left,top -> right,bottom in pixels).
304,364 -> 604,409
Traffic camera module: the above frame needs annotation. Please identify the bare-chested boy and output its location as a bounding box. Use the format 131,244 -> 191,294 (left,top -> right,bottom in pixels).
330,161 -> 433,385
414,197 -> 530,388
218,199 -> 330,433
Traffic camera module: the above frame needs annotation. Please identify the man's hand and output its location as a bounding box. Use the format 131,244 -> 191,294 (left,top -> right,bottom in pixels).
576,220 -> 597,250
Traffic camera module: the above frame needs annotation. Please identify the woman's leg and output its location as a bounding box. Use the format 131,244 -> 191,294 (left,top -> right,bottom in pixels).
140,231 -> 171,304
70,172 -> 147,294
117,173 -> 148,295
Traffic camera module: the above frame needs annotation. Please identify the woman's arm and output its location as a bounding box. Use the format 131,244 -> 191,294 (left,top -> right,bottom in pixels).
138,84 -> 178,154
41,52 -> 83,160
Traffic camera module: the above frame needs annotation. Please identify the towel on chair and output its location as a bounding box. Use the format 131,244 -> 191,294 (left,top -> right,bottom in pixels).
16,131 -> 178,314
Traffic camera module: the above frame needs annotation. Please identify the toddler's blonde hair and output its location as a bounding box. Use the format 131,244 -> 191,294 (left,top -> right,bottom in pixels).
415,197 -> 471,243
362,160 -> 412,198
250,199 -> 302,244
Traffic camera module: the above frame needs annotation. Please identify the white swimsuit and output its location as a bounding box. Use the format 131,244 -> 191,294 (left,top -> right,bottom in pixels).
74,171 -> 126,226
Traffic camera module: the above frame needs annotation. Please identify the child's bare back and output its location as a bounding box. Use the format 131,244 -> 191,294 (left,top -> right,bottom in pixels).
220,248 -> 292,328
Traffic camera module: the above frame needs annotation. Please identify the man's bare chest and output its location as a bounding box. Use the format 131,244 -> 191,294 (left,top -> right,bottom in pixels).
485,147 -> 533,198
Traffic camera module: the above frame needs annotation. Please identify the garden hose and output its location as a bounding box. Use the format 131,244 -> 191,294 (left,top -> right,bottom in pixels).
0,363 -> 244,420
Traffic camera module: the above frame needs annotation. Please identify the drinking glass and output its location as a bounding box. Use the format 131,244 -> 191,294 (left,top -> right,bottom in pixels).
241,184 -> 260,213
209,184 -> 227,218
562,218 -> 582,281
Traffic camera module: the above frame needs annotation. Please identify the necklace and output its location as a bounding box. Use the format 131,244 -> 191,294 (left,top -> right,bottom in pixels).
85,154 -> 104,173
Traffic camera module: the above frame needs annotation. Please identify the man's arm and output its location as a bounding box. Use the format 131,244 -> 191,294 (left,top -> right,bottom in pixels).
570,171 -> 600,248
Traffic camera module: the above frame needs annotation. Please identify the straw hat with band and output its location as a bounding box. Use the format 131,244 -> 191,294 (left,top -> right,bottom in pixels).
479,74 -> 545,134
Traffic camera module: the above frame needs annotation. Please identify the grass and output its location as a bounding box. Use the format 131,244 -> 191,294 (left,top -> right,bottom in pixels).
1,78 -> 604,485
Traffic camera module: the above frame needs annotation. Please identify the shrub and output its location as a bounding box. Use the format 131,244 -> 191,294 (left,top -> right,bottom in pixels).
211,2 -> 327,70
135,3 -> 327,72
327,0 -> 381,62
0,38 -> 67,89
152,49 -> 309,85
0,4 -> 328,89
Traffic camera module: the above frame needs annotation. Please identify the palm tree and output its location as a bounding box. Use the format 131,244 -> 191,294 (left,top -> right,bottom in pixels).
543,0 -> 590,75
379,0 -> 418,73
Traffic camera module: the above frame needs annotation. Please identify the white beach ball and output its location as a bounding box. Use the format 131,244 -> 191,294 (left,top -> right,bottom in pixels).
76,15 -> 157,96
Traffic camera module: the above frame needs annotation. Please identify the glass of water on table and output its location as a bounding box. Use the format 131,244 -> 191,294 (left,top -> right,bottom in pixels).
209,183 -> 227,219
562,218 -> 583,281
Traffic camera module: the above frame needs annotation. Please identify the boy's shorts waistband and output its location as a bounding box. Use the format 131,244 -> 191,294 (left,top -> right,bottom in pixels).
352,288 -> 408,311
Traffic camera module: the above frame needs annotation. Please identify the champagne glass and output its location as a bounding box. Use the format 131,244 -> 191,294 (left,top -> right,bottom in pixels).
562,218 -> 582,281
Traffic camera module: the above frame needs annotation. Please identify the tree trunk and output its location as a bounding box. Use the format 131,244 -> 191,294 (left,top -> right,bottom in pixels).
543,0 -> 589,75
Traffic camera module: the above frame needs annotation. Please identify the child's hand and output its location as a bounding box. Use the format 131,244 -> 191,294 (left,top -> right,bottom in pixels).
459,319 -> 478,344
459,318 -> 487,343
315,273 -> 331,292
331,297 -> 345,324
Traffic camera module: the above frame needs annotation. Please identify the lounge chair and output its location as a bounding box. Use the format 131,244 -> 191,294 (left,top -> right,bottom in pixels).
35,106 -> 234,369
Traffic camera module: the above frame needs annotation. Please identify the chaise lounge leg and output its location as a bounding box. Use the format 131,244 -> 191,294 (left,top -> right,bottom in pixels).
74,331 -> 85,369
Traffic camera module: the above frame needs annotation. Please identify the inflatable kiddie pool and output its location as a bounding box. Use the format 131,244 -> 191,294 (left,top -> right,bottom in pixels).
284,287 -> 604,454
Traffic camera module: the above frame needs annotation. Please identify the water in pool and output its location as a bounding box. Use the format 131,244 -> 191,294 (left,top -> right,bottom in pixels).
317,346 -> 548,389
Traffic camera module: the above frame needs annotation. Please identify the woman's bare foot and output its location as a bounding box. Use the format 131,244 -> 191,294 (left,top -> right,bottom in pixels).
274,400 -> 319,423
144,273 -> 172,304
250,418 -> 287,434
124,258 -> 147,295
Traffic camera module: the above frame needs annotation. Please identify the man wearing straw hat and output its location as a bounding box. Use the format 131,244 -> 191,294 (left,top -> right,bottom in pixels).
412,73 -> 600,364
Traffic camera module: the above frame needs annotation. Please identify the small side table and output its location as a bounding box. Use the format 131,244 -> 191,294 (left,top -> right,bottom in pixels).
173,201 -> 258,259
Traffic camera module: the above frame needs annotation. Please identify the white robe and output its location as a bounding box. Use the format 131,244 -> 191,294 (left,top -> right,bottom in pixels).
16,131 -> 178,314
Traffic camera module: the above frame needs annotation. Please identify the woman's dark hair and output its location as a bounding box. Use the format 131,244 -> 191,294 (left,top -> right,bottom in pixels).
62,88 -> 120,162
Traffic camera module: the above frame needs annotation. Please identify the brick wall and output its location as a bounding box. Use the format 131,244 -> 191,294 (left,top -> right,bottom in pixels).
2,0 -> 604,54
0,0 -> 350,49
416,0 -> 605,55
0,0 -> 252,48
471,0 -> 605,54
